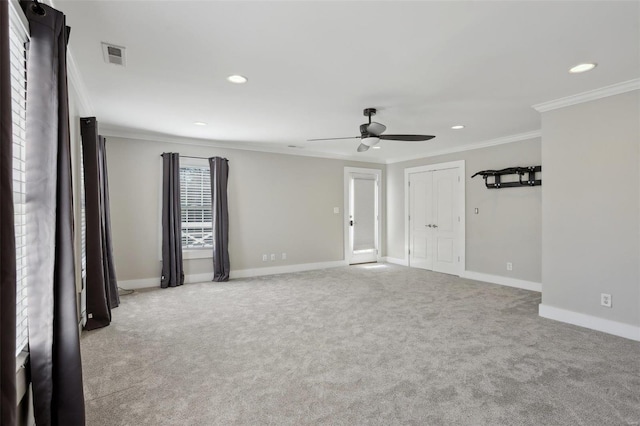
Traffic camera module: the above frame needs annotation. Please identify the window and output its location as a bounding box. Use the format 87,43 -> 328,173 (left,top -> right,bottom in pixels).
180,164 -> 212,249
9,1 -> 29,356
80,142 -> 86,275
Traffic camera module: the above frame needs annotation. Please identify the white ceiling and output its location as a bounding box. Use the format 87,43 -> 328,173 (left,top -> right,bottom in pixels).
56,1 -> 639,163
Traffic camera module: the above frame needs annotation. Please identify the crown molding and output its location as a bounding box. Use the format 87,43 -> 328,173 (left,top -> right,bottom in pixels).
384,130 -> 541,164
532,79 -> 640,113
102,125 -> 542,167
99,125 -> 385,164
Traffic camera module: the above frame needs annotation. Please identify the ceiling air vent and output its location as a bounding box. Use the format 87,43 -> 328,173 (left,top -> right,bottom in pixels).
101,42 -> 126,66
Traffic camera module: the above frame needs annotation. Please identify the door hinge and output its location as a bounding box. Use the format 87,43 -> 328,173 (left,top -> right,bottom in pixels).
409,249 -> 411,255
408,181 -> 411,187
408,215 -> 411,221
458,256 -> 460,262
458,216 -> 460,222
458,176 -> 461,182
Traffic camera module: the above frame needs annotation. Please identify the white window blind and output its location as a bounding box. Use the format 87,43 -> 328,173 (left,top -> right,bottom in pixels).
180,165 -> 213,249
80,142 -> 86,275
9,1 -> 29,356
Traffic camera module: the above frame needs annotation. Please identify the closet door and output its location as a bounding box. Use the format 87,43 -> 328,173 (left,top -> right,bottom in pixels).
409,171 -> 433,270
408,167 -> 460,275
432,168 -> 459,275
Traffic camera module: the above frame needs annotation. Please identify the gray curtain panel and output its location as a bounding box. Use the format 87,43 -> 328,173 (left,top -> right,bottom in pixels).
22,2 -> 86,425
99,135 -> 119,304
161,152 -> 184,288
80,117 -> 119,330
209,157 -> 230,282
0,0 -> 17,423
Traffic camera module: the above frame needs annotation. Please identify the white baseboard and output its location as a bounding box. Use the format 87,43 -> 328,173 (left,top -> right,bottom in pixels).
382,256 -> 409,266
118,260 -> 349,290
461,270 -> 542,292
118,277 -> 159,290
229,260 -> 348,280
539,304 -> 640,342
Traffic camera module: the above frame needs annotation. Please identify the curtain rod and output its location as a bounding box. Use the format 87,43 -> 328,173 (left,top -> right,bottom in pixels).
160,154 -> 228,161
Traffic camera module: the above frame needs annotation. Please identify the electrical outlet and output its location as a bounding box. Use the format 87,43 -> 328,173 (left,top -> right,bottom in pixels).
262,254 -> 267,262
506,262 -> 513,271
333,207 -> 340,214
282,253 -> 287,260
270,254 -> 276,261
601,293 -> 612,308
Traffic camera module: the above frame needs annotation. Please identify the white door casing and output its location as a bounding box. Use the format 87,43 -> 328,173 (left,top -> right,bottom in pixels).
405,161 -> 465,275
344,167 -> 382,265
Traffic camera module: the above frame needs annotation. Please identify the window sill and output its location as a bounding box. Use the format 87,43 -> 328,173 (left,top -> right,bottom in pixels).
183,249 -> 213,260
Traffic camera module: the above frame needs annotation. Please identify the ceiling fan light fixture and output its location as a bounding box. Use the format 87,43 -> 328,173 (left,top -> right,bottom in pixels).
451,125 -> 465,130
227,74 -> 248,84
193,121 -> 207,126
372,146 -> 381,150
362,137 -> 380,147
569,63 -> 597,74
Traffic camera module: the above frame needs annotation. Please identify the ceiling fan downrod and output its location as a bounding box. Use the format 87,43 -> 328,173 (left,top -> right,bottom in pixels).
363,108 -> 376,124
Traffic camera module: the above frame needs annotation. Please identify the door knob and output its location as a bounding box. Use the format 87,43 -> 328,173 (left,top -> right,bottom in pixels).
432,224 -> 438,228
425,224 -> 432,228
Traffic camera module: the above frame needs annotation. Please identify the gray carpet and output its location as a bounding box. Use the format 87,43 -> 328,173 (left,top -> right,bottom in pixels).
81,264 -> 640,425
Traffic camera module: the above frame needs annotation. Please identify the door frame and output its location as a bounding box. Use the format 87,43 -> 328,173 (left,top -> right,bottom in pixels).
404,160 -> 466,275
344,167 -> 382,264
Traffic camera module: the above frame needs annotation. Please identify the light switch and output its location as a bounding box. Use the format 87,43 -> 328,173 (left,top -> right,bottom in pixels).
334,207 -> 340,214
474,208 -> 479,214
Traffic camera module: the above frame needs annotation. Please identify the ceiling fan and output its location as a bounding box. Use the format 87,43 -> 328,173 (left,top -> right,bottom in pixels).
308,108 -> 436,152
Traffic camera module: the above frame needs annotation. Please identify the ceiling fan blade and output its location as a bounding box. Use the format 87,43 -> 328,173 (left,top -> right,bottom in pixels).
366,122 -> 386,136
357,143 -> 370,152
307,136 -> 360,142
379,134 -> 436,141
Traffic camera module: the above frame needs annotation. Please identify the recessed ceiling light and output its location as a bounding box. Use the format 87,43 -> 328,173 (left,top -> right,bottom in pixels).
372,146 -> 381,150
569,63 -> 597,74
451,125 -> 465,130
227,75 -> 248,84
193,121 -> 207,126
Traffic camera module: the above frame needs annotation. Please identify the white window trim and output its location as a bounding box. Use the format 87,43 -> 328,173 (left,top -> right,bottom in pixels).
182,248 -> 213,260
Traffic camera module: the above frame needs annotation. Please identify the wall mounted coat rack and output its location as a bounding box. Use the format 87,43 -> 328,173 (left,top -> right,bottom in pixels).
471,166 -> 542,189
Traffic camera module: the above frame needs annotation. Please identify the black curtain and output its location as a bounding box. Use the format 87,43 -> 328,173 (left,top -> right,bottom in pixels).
209,157 -> 230,282
22,1 -> 86,424
161,153 -> 184,288
80,117 -> 119,330
0,0 -> 17,423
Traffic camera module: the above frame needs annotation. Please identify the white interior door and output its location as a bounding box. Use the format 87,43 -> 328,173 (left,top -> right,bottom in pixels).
409,172 -> 433,270
432,168 -> 459,275
346,170 -> 380,265
408,167 -> 460,275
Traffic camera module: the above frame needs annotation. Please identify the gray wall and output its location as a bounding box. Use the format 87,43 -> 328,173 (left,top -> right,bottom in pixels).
386,138 -> 542,283
541,91 -> 639,327
106,137 -> 384,281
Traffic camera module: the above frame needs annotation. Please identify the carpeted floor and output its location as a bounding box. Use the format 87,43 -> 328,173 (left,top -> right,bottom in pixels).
81,264 -> 640,425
